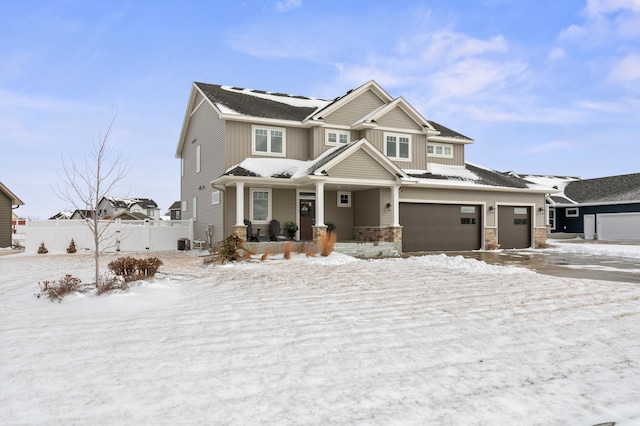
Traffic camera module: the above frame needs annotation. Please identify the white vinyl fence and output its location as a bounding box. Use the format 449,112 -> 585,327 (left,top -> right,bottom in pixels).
25,219 -> 193,254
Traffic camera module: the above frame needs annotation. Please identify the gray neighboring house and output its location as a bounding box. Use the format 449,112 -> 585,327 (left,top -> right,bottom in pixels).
549,173 -> 640,241
168,201 -> 182,220
176,80 -> 554,251
0,182 -> 24,248
97,196 -> 161,219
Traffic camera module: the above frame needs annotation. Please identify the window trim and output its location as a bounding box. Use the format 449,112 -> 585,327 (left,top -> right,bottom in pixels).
250,188 -> 272,224
384,132 -> 411,161
337,191 -> 351,208
252,125 -> 286,157
192,197 -> 197,220
325,130 -> 350,146
566,207 -> 579,217
212,191 -> 220,205
427,142 -> 453,158
196,145 -> 201,173
548,207 -> 555,230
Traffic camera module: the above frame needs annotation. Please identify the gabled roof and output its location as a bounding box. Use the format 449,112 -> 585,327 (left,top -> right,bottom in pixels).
0,182 -> 24,206
113,211 -> 151,221
564,173 -> 640,204
310,80 -> 394,121
102,196 -> 158,210
195,82 -> 331,122
427,121 -> 473,142
169,201 -> 182,210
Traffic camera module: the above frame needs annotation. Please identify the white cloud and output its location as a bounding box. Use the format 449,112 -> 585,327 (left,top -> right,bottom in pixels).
559,0 -> 640,44
607,52 -> 640,85
547,47 -> 566,62
276,0 -> 301,12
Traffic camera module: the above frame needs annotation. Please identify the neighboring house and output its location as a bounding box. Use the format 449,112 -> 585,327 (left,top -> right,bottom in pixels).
97,196 -> 161,219
176,80 -> 554,251
113,211 -> 152,221
12,212 -> 26,231
70,209 -> 95,220
0,182 -> 25,247
168,201 -> 182,220
49,211 -> 72,220
526,173 -> 640,241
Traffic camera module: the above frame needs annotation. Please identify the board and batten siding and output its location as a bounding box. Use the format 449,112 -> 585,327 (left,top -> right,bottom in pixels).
326,150 -> 396,181
323,190 -> 354,241
322,89 -> 386,127
225,121 -> 311,166
375,107 -> 422,131
353,188 -> 381,227
180,102 -> 226,243
0,191 -> 11,248
399,187 -> 546,228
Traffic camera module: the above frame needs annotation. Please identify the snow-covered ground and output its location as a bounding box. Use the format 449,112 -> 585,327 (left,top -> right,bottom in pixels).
1,243 -> 640,425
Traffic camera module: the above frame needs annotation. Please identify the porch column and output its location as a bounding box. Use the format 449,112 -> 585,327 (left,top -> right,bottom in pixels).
391,185 -> 400,227
235,182 -> 245,226
315,181 -> 325,226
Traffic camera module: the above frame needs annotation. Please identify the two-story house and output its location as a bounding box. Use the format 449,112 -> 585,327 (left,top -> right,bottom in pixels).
176,80 -> 553,252
97,197 -> 161,220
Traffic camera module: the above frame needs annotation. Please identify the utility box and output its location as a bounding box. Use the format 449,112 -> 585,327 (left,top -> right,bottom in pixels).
177,238 -> 190,251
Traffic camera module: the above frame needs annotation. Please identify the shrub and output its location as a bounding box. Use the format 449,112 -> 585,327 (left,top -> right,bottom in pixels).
320,231 -> 337,257
326,222 -> 336,233
284,222 -> 298,240
204,234 -> 253,265
107,256 -> 163,282
37,242 -> 48,254
283,241 -> 293,260
261,248 -> 271,261
95,273 -> 129,295
66,239 -> 77,253
35,274 -> 85,302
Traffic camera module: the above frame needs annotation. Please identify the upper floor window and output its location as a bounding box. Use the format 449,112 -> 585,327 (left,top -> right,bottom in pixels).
384,133 -> 411,161
252,125 -> 285,156
427,143 -> 453,158
326,130 -> 349,146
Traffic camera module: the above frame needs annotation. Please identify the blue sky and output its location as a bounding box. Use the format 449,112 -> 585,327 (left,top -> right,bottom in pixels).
2,0 -> 639,219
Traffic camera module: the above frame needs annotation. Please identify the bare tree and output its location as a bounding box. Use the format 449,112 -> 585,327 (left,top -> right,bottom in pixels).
55,117 -> 130,285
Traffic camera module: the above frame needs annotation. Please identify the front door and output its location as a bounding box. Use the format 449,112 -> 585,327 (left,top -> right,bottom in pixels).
299,199 -> 315,240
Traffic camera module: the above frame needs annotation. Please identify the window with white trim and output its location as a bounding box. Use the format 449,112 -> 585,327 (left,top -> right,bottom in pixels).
549,208 -> 555,230
427,143 -> 453,158
147,209 -> 155,217
337,191 -> 351,207
212,191 -> 220,205
250,189 -> 271,223
566,207 -> 579,217
252,125 -> 285,156
326,130 -> 349,146
196,145 -> 201,173
384,133 -> 411,160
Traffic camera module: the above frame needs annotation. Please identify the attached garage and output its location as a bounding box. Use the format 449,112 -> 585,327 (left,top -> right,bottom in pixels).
498,206 -> 532,249
597,212 -> 640,241
400,203 -> 481,251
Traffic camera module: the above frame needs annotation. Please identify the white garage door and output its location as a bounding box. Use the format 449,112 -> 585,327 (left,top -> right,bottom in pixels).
598,212 -> 640,241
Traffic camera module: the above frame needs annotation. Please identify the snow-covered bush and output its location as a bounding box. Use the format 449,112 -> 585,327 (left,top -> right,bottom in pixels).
35,275 -> 85,302
107,256 -> 163,282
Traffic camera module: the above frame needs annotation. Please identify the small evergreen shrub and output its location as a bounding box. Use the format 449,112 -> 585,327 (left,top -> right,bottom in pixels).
107,256 -> 163,282
66,239 -> 77,253
204,234 -> 253,265
35,274 -> 85,302
326,222 -> 336,233
37,242 -> 48,254
284,222 -> 298,240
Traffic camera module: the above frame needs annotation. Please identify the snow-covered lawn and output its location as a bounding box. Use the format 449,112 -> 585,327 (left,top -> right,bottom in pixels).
1,245 -> 640,425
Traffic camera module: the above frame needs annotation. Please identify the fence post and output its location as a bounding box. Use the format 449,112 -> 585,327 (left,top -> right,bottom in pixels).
144,219 -> 150,251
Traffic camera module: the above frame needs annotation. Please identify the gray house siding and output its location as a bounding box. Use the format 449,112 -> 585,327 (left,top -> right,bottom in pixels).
376,107 -> 422,131
225,121 -> 311,166
354,189 -> 381,227
326,150 -> 396,181
180,102 -> 226,243
324,189 -> 354,241
426,143 -> 465,167
323,90 -> 386,126
0,191 -> 11,248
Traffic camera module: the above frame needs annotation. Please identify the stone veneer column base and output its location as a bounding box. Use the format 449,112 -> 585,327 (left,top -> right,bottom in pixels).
313,225 -> 327,244
485,228 -> 499,250
534,227 -> 548,248
233,225 -> 247,241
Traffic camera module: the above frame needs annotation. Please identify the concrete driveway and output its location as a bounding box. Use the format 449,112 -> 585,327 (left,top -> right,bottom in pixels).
452,247 -> 640,283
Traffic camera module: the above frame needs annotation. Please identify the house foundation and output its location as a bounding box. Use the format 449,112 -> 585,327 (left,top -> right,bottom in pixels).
353,226 -> 403,243
485,228 -> 499,250
534,227 -> 548,248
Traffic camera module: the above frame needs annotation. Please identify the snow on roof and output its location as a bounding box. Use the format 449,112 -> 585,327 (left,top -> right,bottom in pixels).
220,86 -> 331,110
520,175 -> 579,193
215,102 -> 240,115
